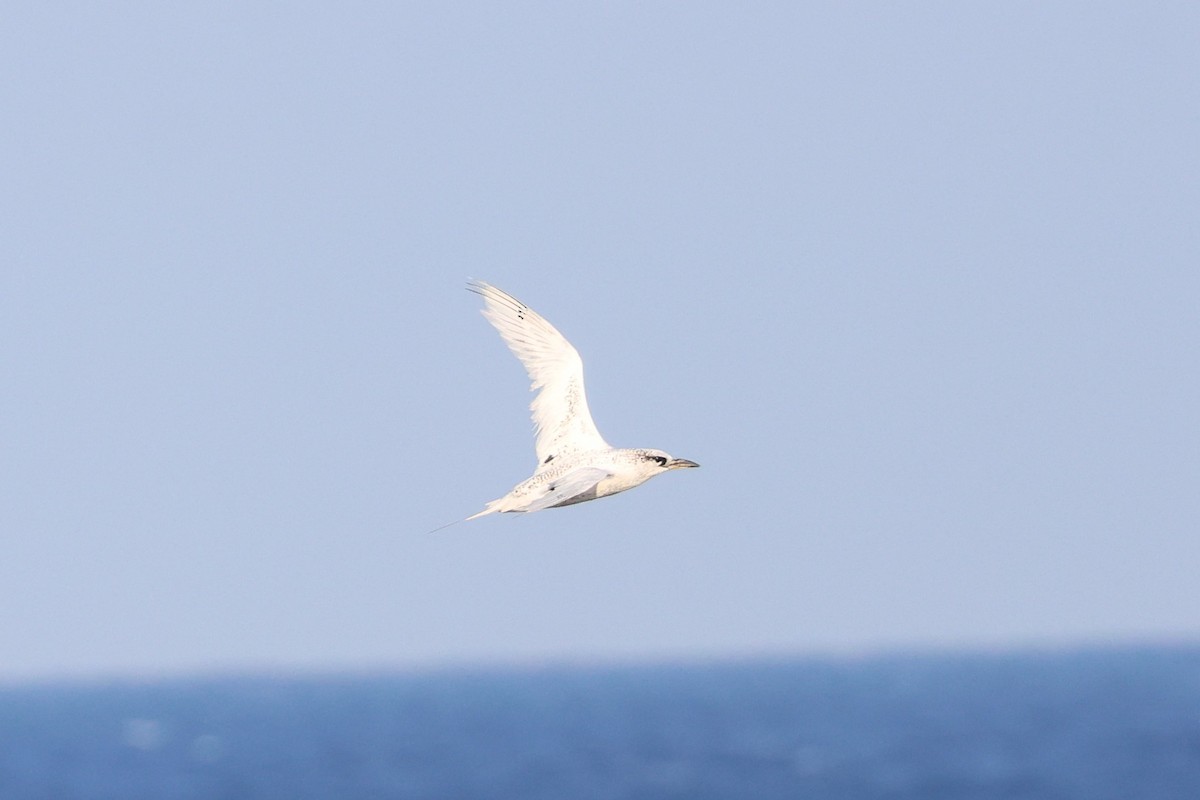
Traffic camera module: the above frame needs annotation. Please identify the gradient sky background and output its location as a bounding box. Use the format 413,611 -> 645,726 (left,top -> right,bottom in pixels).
3,3 -> 1198,682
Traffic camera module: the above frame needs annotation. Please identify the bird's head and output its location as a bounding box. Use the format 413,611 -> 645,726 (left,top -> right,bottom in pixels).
639,449 -> 700,471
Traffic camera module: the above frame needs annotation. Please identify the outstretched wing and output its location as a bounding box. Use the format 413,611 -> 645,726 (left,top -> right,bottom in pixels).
523,467 -> 611,513
468,281 -> 610,466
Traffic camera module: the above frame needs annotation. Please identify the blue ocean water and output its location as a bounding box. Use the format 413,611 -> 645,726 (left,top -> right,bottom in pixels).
2,646 -> 1198,799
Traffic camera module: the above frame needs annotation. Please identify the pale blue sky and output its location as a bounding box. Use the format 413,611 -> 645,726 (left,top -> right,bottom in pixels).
2,3 -> 1198,681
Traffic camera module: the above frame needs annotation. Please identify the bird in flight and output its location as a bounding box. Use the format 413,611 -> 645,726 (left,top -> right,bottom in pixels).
462,281 -> 698,522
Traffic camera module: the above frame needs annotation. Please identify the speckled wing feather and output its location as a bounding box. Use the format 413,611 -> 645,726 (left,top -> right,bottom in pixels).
522,466 -> 612,513
468,281 -> 610,466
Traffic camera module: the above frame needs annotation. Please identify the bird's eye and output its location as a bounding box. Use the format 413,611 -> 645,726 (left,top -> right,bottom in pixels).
652,455 -> 667,466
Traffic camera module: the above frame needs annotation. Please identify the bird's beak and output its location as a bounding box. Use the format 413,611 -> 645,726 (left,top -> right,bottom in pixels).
666,458 -> 700,470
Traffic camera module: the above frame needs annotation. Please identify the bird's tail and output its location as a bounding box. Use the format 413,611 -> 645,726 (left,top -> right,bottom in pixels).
464,499 -> 503,521
427,500 -> 501,533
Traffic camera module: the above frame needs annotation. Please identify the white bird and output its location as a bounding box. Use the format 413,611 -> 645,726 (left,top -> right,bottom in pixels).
462,280 -> 698,522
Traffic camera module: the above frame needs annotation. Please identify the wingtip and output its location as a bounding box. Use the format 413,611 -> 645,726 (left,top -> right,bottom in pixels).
466,281 -> 530,319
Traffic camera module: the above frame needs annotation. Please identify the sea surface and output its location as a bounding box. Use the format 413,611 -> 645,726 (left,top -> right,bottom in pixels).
2,646 -> 1199,799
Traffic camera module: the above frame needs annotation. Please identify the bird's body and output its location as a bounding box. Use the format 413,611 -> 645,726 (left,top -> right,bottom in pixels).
462,281 -> 698,522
